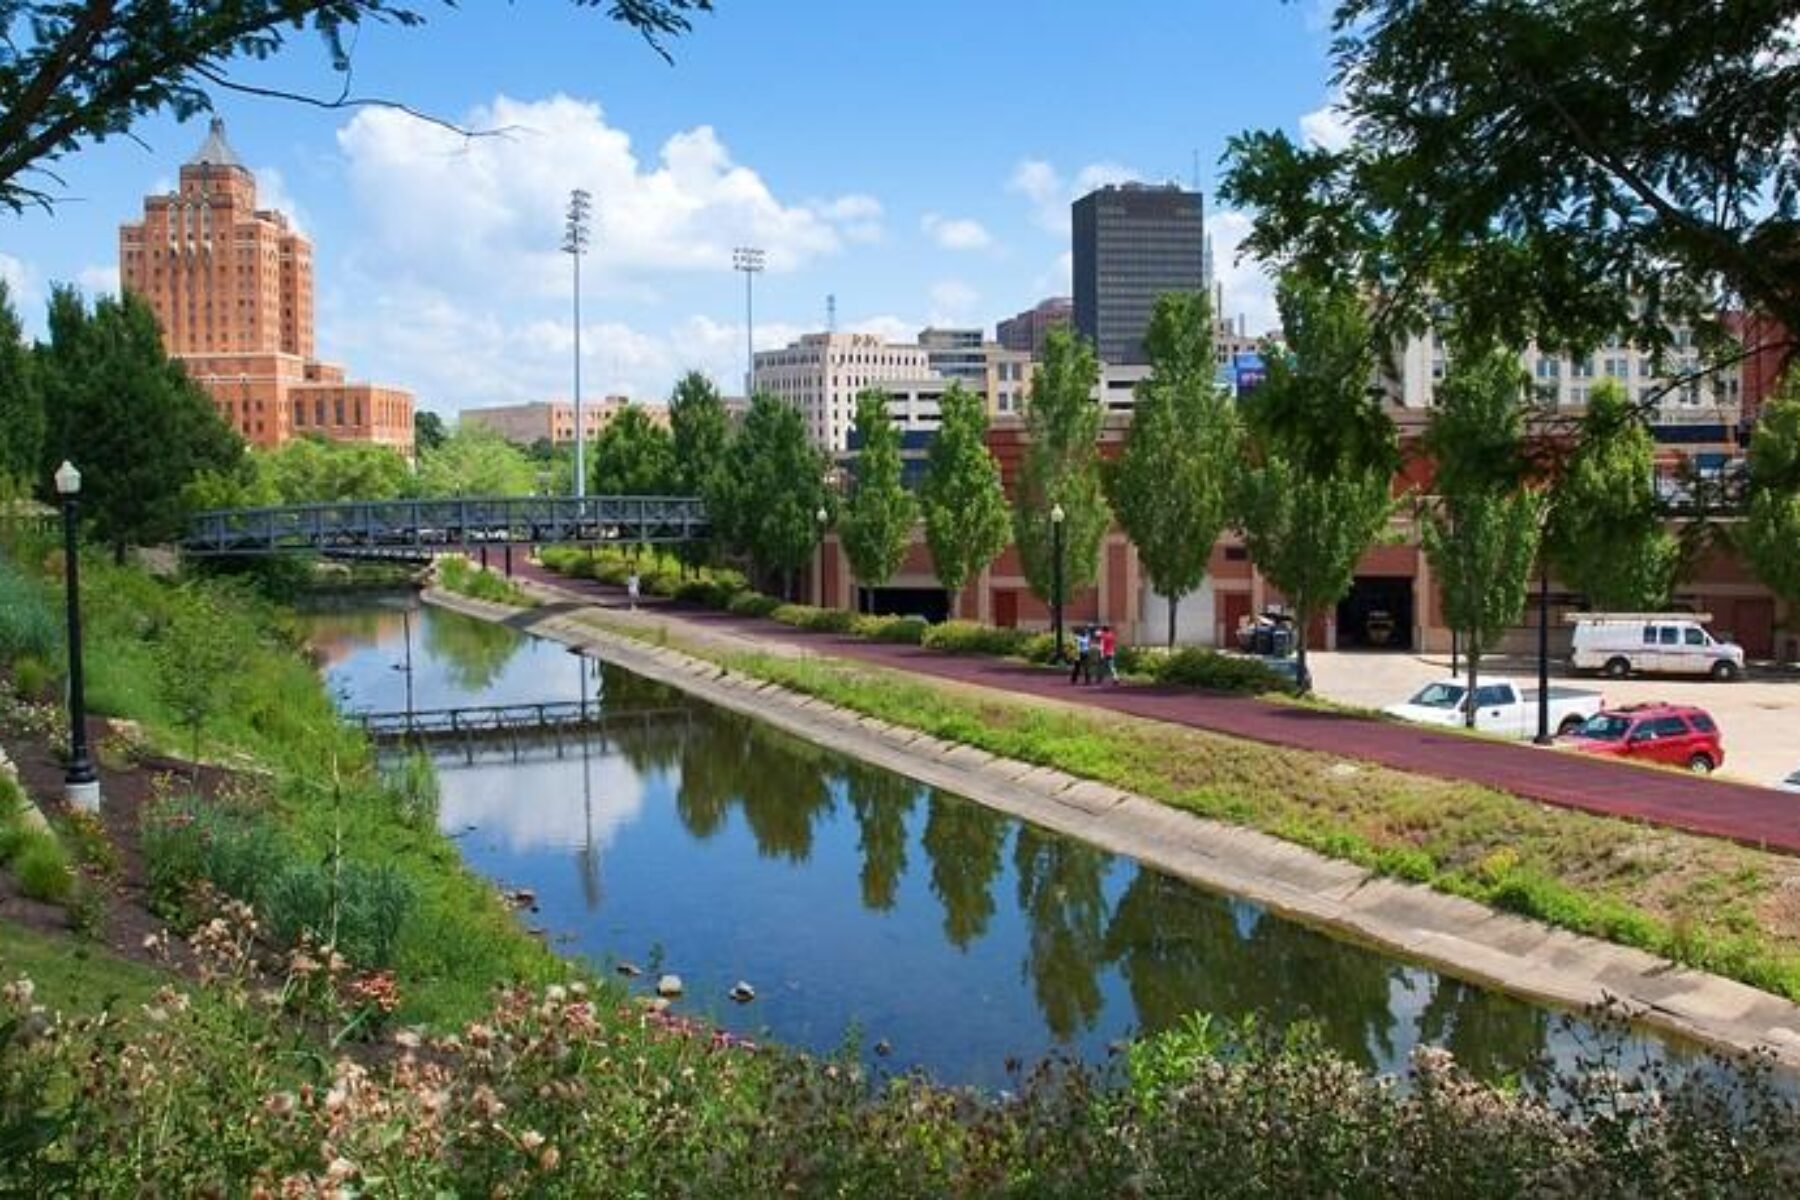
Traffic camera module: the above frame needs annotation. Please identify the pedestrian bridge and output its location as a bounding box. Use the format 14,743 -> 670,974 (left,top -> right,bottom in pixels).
183,495 -> 707,557
349,700 -> 694,746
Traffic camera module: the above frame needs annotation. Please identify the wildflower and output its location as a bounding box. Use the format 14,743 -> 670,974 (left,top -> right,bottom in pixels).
393,1029 -> 422,1050
264,1092 -> 298,1119
324,1157 -> 358,1185
545,984 -> 567,1004
2,978 -> 35,1008
539,1147 -> 561,1172
520,1130 -> 545,1152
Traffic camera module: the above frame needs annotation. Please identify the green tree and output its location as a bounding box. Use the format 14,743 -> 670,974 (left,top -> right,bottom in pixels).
1013,328 -> 1106,606
413,410 -> 448,455
918,383 -> 1009,615
838,390 -> 916,610
1108,293 -> 1242,646
591,405 -> 677,495
415,424 -> 535,498
1235,275 -> 1396,691
257,436 -> 411,504
0,1 -> 713,212
668,371 -> 734,568
1741,377 -> 1800,635
724,394 -> 829,597
36,288 -> 243,559
156,583 -> 239,777
1418,341 -> 1544,727
1545,379 -> 1679,611
1220,1 -> 1800,364
0,280 -> 43,488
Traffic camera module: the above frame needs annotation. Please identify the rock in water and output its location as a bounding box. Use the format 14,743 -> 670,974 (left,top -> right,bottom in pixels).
656,974 -> 684,998
728,981 -> 756,1004
616,961 -> 643,978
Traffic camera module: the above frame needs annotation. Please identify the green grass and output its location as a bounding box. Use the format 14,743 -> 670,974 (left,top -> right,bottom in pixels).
3,552 -> 564,1027
0,919 -> 171,1016
554,604 -> 1800,1005
436,554 -> 535,607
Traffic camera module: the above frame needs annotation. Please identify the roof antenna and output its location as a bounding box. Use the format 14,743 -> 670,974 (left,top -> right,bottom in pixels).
827,293 -> 837,333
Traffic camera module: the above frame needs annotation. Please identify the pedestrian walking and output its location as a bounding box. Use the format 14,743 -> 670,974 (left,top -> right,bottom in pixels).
626,571 -> 641,611
1069,625 -> 1091,684
1099,624 -> 1119,685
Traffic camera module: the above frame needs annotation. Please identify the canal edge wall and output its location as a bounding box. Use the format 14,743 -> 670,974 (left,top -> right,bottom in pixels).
420,586 -> 1800,1068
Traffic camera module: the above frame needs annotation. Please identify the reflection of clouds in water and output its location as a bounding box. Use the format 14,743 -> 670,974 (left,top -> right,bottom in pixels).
438,752 -> 651,853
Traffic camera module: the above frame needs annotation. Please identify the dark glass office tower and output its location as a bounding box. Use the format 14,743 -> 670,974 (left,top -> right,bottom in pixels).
1072,183 -> 1206,365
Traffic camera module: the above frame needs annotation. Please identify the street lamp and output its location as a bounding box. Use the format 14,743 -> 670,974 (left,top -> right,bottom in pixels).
53,461 -> 99,812
733,246 -> 765,396
1050,503 -> 1066,663
563,188 -> 593,500
1534,508 -> 1556,745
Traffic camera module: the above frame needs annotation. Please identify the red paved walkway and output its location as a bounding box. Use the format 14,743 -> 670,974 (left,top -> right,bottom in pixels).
511,562 -> 1800,855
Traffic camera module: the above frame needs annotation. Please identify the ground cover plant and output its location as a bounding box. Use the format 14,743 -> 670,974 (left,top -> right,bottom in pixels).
436,553 -> 535,607
553,604 -> 1800,1007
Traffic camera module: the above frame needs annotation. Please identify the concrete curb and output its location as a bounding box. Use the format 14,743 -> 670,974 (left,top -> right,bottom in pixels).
422,585 -> 1800,1067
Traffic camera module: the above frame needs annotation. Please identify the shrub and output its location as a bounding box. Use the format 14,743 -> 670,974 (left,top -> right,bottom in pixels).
1018,632 -> 1059,664
381,752 -> 440,831
0,555 -> 59,666
727,591 -> 781,618
771,604 -> 856,633
850,614 -> 928,644
921,620 -> 1033,657
11,832 -> 73,903
141,796 -> 287,921
674,578 -> 738,607
1152,648 -> 1290,694
437,556 -> 531,606
7,654 -> 56,702
262,860 -> 414,969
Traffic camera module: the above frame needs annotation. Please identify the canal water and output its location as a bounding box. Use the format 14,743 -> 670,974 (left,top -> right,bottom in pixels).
303,596 -> 1698,1089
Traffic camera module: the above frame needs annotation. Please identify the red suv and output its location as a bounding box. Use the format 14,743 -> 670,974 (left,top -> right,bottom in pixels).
1559,703 -> 1725,774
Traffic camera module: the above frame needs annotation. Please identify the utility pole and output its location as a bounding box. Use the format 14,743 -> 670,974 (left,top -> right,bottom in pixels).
564,188 -> 593,498
733,246 -> 765,396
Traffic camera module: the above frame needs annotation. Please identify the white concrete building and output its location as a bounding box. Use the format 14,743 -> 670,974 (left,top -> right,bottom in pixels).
753,333 -> 933,450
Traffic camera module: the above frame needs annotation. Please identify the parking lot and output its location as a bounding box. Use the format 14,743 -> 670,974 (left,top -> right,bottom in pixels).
1308,651 -> 1800,790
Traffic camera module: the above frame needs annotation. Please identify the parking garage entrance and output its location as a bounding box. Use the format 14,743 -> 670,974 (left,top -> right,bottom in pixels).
1337,575 -> 1415,651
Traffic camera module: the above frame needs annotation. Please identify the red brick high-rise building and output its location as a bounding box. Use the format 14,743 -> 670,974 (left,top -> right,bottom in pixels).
120,119 -> 413,454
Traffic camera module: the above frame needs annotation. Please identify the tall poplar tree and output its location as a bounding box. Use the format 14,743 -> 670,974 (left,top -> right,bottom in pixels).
1420,341 -> 1544,727
1235,275 -> 1396,692
1545,379 -> 1679,611
591,405 -> 677,495
0,280 -> 43,488
839,390 -> 915,610
919,383 -> 1008,616
668,370 -> 734,568
1108,293 -> 1242,646
1741,377 -> 1800,640
1013,327 -> 1105,606
726,394 -> 829,598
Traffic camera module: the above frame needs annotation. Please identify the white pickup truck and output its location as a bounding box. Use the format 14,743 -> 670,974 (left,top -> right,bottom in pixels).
1384,678 -> 1606,740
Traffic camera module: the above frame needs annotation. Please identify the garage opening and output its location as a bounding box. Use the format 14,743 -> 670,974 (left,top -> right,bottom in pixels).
1336,576 -> 1415,651
861,586 -> 950,624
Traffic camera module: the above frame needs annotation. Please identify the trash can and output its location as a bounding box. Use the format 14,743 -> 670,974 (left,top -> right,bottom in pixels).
1270,625 -> 1295,659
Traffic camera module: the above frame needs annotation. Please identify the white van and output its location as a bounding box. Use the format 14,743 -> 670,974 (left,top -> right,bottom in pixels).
1568,613 -> 1745,681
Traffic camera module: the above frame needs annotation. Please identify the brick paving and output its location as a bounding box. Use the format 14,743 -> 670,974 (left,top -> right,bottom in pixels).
510,562 -> 1800,855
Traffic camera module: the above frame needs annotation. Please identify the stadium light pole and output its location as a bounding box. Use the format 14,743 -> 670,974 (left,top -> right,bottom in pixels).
564,188 -> 593,499
733,246 -> 765,396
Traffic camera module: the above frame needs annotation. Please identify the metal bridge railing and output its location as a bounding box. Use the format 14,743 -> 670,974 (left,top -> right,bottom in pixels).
183,495 -> 709,556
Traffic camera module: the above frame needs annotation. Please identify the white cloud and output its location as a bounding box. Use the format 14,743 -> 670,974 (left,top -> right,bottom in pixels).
252,167 -> 310,235
337,94 -> 856,301
1008,158 -> 1139,234
921,212 -> 993,251
927,279 -> 980,327
77,265 -> 119,297
1207,210 -> 1280,338
1031,250 -> 1073,297
0,253 -> 38,312
848,314 -> 917,344
1299,93 -> 1355,152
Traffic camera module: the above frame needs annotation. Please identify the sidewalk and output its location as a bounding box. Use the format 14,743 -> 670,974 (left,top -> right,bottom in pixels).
509,562 -> 1800,856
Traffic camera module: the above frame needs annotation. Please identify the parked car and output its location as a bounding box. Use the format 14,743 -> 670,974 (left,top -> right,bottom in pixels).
1558,702 -> 1725,774
1568,614 -> 1745,681
1777,767 -> 1800,794
1383,678 -> 1605,740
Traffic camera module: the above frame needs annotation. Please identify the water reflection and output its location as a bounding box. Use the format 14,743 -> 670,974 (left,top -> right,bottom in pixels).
304,599 -> 1694,1088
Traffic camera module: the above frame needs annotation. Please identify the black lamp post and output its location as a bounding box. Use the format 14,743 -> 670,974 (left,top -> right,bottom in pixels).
1533,558 -> 1553,744
815,505 -> 829,607
54,461 -> 99,811
1050,503 -> 1066,663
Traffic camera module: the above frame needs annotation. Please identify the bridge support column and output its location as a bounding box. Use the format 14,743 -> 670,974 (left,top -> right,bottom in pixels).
504,545 -> 513,577
480,544 -> 489,570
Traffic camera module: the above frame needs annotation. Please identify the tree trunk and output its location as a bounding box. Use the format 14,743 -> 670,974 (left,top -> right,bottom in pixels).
1465,634 -> 1481,729
947,586 -> 961,624
1167,593 -> 1178,649
1295,597 -> 1312,694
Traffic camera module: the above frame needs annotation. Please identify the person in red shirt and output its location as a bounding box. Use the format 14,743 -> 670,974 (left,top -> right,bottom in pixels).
1098,625 -> 1118,685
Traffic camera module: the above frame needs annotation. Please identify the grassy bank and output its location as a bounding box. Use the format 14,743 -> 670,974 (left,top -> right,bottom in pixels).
0,541 -> 560,1026
549,602 -> 1800,1006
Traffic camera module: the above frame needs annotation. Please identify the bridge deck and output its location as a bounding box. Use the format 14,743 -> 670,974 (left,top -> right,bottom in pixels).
351,701 -> 693,742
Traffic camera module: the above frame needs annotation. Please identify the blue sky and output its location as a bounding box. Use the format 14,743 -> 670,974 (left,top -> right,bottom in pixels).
0,0 -> 1345,415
